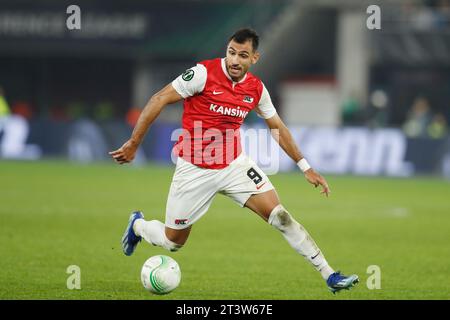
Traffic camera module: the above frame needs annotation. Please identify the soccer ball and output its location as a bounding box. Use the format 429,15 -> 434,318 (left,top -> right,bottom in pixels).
140,255 -> 181,294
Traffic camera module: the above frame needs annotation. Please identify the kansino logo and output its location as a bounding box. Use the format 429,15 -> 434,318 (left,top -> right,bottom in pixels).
209,104 -> 248,118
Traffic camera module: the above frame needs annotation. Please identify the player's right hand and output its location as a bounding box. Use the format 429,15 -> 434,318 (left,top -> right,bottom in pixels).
109,139 -> 138,164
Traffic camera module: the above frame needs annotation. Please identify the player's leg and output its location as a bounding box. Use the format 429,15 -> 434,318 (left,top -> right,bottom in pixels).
165,225 -> 192,245
125,156 -> 217,254
245,190 -> 359,293
220,154 -> 358,292
244,190 -> 335,280
220,155 -> 334,276
122,211 -> 187,255
132,218 -> 191,252
242,188 -> 280,222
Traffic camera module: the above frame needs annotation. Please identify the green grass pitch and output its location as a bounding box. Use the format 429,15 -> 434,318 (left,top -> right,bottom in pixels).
0,160 -> 449,300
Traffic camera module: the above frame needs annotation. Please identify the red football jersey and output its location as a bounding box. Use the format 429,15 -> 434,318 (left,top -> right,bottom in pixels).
172,58 -> 274,169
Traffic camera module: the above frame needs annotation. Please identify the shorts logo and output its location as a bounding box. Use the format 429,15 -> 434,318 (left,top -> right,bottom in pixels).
256,182 -> 267,190
182,69 -> 194,81
243,96 -> 254,103
175,219 -> 188,225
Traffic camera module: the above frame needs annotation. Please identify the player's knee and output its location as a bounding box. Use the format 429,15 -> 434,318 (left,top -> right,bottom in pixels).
268,204 -> 293,230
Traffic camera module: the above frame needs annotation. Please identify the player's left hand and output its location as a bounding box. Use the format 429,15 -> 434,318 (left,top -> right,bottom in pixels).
109,139 -> 139,164
304,169 -> 330,197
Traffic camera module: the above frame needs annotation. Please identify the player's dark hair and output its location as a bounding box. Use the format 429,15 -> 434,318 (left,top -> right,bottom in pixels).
229,28 -> 259,51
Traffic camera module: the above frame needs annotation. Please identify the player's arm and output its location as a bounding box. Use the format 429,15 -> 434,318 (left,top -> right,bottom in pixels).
109,84 -> 183,164
255,84 -> 330,196
264,114 -> 330,197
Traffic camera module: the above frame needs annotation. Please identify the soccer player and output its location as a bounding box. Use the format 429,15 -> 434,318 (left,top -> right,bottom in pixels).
110,28 -> 359,293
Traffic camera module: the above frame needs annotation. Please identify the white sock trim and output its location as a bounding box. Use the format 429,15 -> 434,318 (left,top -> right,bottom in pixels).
133,218 -> 145,237
162,236 -> 183,252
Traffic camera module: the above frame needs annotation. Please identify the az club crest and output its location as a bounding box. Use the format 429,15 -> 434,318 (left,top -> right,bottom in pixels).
243,96 -> 254,103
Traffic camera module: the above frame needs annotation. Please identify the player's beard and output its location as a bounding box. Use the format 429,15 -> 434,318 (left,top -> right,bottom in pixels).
227,64 -> 246,81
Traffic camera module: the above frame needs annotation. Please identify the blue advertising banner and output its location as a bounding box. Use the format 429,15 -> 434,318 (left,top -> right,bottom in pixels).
1,116 -> 449,177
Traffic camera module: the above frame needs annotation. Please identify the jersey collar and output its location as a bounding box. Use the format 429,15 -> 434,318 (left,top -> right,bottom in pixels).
221,58 -> 247,84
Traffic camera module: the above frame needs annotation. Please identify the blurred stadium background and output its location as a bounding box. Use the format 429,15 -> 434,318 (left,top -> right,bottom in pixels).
1,0 -> 449,175
1,0 -> 449,300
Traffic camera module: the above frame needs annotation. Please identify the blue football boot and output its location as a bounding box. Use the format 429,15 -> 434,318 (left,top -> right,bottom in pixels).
326,271 -> 359,294
121,211 -> 144,256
